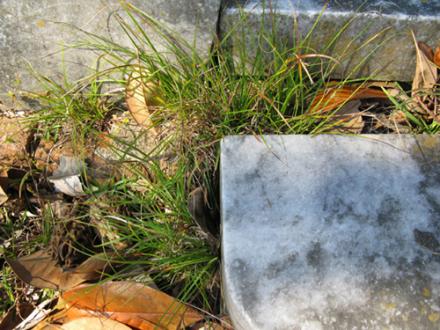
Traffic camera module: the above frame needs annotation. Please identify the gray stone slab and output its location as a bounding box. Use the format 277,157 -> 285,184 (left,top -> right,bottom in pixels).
0,0 -> 221,104
221,135 -> 440,330
221,0 -> 440,81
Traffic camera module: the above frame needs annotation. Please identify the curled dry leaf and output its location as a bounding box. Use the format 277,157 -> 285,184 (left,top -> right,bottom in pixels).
60,281 -> 204,330
61,317 -> 131,330
412,35 -> 438,95
6,251 -> 112,290
125,67 -> 162,129
309,86 -> 388,114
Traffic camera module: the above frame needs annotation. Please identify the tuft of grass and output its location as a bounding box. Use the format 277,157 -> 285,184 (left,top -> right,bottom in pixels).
84,160 -> 219,307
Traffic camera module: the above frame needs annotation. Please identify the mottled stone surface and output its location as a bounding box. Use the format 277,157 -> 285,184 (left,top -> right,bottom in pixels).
221,0 -> 440,81
221,135 -> 440,330
0,0 -> 221,103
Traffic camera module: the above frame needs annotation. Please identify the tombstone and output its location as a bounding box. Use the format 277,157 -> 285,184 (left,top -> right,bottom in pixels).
221,135 -> 440,329
220,0 -> 440,81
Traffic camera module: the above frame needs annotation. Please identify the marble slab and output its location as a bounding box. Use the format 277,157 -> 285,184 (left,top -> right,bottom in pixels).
221,135 -> 440,330
221,0 -> 440,81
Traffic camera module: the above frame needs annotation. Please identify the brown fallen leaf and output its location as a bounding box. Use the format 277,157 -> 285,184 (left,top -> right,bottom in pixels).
434,46 -> 440,67
60,281 -> 204,330
10,299 -> 55,330
125,67 -> 162,129
60,317 -> 131,330
412,34 -> 438,95
6,251 -> 112,290
0,303 -> 34,330
418,41 -> 435,61
309,86 -> 388,114
324,100 -> 365,133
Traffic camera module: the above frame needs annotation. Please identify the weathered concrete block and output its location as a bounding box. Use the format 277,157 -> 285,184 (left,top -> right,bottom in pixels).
222,135 -> 440,329
221,0 -> 440,81
0,0 -> 221,102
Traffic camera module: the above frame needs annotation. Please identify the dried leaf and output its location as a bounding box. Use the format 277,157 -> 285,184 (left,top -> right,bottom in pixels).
388,110 -> 408,124
310,86 -> 387,114
434,46 -> 440,67
325,100 -> 365,133
14,299 -> 55,330
48,176 -> 84,197
6,251 -> 112,290
372,112 -> 411,134
0,184 -> 7,205
367,81 -> 401,89
0,303 -> 34,330
188,187 -> 210,233
418,41 -> 434,61
125,68 -> 161,128
48,157 -> 86,197
387,88 -> 425,115
61,317 -> 131,330
61,281 -> 204,330
412,34 -> 438,95
33,306 -> 70,330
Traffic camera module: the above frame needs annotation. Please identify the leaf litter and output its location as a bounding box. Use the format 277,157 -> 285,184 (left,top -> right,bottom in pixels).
309,32 -> 440,133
